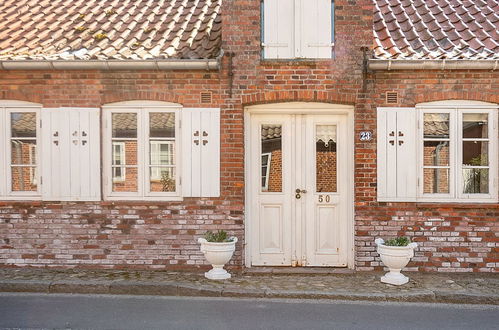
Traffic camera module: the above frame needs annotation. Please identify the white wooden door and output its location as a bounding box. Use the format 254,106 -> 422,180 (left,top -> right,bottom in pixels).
250,114 -> 348,267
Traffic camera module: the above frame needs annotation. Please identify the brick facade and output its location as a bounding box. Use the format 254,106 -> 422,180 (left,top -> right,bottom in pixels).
0,1 -> 497,272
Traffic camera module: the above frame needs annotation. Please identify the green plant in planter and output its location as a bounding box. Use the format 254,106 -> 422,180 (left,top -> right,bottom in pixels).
383,236 -> 411,247
204,230 -> 234,243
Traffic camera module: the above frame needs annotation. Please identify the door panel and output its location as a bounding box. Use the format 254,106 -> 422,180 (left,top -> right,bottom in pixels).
304,115 -> 347,266
251,115 -> 292,266
250,113 -> 348,267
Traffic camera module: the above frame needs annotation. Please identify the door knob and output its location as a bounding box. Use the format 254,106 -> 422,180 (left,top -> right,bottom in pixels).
295,188 -> 306,199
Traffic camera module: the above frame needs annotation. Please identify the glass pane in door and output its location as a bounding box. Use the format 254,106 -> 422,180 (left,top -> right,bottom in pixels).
261,124 -> 282,192
316,125 -> 337,193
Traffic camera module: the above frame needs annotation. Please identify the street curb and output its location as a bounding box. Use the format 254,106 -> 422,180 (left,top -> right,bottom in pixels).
0,280 -> 497,305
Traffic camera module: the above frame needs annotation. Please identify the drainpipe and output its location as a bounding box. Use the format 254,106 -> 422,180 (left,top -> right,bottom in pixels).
369,59 -> 499,71
0,59 -> 220,70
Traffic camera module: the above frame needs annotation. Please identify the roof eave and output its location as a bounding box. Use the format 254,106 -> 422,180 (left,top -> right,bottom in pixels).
0,59 -> 220,71
369,59 -> 499,71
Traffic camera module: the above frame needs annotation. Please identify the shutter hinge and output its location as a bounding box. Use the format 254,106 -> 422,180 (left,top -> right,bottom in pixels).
40,120 -> 42,128
179,119 -> 182,129
417,177 -> 420,187
179,176 -> 182,185
40,176 -> 43,185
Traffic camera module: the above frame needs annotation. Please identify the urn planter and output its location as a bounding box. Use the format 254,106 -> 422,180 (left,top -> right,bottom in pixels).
375,238 -> 418,286
198,236 -> 237,280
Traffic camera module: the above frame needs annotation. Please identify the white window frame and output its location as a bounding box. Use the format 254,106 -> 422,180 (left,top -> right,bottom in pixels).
261,152 -> 272,191
0,101 -> 42,200
103,101 -> 182,201
112,141 -> 126,182
416,101 -> 498,203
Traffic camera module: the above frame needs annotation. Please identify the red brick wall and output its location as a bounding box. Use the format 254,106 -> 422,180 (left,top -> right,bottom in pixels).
356,70 -> 499,272
0,0 -> 498,272
0,68 -> 244,270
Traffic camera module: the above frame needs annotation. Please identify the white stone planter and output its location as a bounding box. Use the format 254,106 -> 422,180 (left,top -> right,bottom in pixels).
375,238 -> 418,285
198,237 -> 237,280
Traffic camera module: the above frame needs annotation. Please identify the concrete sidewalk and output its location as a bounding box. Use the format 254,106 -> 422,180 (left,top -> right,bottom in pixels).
0,268 -> 497,305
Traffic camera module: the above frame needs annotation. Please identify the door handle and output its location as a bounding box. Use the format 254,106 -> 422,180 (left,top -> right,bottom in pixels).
295,188 -> 307,199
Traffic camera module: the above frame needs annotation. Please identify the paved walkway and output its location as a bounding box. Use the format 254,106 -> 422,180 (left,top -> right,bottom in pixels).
0,268 -> 497,305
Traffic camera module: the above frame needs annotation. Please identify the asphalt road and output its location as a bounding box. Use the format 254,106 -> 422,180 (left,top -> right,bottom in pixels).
0,293 -> 497,330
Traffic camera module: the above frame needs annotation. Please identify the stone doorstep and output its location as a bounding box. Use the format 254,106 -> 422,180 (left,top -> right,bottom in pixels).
242,267 -> 356,275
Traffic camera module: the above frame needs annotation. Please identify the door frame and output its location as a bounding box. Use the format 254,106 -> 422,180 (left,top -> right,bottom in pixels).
244,102 -> 355,269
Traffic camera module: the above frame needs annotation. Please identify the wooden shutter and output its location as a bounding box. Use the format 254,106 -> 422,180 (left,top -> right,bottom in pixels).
0,109 -> 5,196
42,108 -> 100,201
377,108 -> 417,201
263,0 -> 294,58
298,0 -> 332,58
181,108 -> 220,197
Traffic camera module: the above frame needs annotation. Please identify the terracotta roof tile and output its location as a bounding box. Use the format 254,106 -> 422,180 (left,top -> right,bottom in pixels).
0,0 -> 496,62
0,0 -> 222,60
374,0 -> 499,60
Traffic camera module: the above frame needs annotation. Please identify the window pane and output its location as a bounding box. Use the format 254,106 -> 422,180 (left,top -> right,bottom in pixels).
423,141 -> 449,166
316,125 -> 337,193
113,141 -> 137,165
11,112 -> 36,137
423,168 -> 449,194
150,113 -> 175,138
112,113 -> 137,138
261,125 -> 282,192
11,140 -> 37,165
112,167 -> 138,192
463,113 -> 488,138
424,113 -> 449,138
11,166 -> 37,191
463,169 -> 488,194
150,167 -> 175,192
150,142 -> 175,165
463,141 -> 488,166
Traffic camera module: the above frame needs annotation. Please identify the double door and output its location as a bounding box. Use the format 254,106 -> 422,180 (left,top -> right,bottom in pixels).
250,114 -> 349,267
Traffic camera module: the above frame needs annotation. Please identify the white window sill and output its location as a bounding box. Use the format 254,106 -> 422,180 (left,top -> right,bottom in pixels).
104,196 -> 184,202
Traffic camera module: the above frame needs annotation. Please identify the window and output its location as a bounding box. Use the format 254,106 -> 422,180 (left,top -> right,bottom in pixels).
261,152 -> 272,190
0,102 -> 41,199
104,104 -> 180,200
262,0 -> 334,59
420,107 -> 497,201
377,102 -> 498,203
112,142 -> 126,182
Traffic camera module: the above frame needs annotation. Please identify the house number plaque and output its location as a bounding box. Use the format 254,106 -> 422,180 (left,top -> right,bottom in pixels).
359,131 -> 373,141
318,195 -> 332,203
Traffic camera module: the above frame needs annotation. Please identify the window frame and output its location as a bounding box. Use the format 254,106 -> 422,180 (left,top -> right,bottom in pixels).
103,102 -> 182,201
0,103 -> 42,200
261,152 -> 272,191
112,141 -> 126,182
417,103 -> 498,203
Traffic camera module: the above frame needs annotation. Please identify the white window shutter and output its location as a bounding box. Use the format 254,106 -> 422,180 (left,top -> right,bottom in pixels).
76,108 -> 101,201
42,108 -> 100,201
395,108 -> 417,200
298,0 -> 332,58
0,110 -> 5,196
181,108 -> 220,197
377,108 -> 417,201
200,108 -> 220,197
42,108 -> 67,200
263,0 -> 294,58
